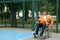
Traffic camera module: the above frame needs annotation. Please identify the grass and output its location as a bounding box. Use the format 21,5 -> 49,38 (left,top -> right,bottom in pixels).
0,18 -> 36,24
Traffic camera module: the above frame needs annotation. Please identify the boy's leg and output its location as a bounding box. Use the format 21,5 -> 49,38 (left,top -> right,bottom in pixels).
34,21 -> 40,35
40,24 -> 46,37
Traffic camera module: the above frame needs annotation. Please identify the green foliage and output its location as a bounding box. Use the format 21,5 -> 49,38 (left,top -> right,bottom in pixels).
0,0 -> 56,15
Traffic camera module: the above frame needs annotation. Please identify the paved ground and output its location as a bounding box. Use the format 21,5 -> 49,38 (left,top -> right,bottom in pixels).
23,33 -> 60,40
0,28 -> 60,40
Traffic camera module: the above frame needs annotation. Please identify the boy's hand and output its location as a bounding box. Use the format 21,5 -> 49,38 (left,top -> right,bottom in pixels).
49,24 -> 52,27
46,22 -> 49,26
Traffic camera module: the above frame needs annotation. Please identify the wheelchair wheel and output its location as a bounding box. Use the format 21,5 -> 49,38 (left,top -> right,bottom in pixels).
39,36 -> 45,40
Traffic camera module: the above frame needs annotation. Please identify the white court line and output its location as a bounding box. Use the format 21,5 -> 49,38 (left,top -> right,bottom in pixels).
18,35 -> 33,40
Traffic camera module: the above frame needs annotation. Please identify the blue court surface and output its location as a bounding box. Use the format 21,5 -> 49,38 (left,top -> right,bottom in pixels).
0,30 -> 33,40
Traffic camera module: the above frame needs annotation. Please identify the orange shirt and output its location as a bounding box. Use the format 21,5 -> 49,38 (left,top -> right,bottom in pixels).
38,15 -> 53,24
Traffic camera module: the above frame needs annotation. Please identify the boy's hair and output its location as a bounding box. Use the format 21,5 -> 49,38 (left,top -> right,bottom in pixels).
42,9 -> 48,15
42,8 -> 48,12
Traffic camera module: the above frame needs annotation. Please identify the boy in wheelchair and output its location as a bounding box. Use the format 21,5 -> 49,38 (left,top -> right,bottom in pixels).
33,9 -> 54,38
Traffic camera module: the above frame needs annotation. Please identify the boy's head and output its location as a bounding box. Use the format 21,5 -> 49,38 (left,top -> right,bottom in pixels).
42,9 -> 48,16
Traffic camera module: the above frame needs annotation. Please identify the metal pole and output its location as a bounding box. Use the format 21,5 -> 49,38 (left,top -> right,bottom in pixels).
22,1 -> 25,28
56,0 -> 59,33
32,0 -> 35,31
36,1 -> 39,19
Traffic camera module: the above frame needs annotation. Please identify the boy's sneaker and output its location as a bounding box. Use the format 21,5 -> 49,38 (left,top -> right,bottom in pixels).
33,33 -> 38,38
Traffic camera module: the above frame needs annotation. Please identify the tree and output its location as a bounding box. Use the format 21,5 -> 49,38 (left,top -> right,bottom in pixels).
0,3 -> 4,23
6,3 -> 17,27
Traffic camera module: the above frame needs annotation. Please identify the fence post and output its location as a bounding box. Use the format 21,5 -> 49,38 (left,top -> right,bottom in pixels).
32,0 -> 35,31
56,0 -> 59,33
22,1 -> 25,28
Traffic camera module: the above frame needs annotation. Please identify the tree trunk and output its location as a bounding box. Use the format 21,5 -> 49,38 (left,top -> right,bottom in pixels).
25,8 -> 28,21
10,11 -> 17,27
10,4 -> 17,27
1,10 -> 3,23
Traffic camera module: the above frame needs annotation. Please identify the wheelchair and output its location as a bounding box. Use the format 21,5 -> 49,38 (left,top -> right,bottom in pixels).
33,22 -> 51,39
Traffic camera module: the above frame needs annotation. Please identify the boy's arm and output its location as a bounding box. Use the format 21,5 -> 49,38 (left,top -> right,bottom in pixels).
38,15 -> 42,22
49,16 -> 54,27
